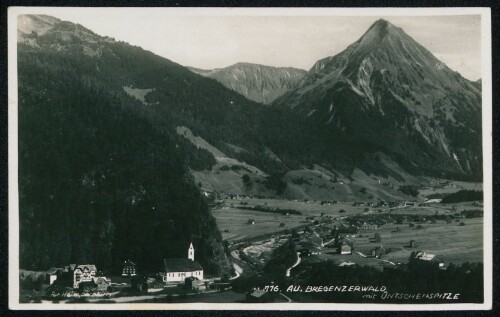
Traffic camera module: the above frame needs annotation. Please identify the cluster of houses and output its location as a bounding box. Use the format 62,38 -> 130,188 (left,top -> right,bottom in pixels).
41,264 -> 111,293
287,217 -> 444,267
292,225 -> 354,257
347,216 -> 390,229
287,220 -> 447,276
352,200 -> 418,208
23,243 -> 207,294
330,226 -> 354,255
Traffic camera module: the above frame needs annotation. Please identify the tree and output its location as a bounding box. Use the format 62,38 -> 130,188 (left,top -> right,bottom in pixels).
265,173 -> 287,195
242,174 -> 252,188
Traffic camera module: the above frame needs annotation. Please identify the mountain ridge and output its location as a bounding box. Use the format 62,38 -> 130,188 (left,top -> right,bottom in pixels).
188,62 -> 307,104
16,14 -> 235,275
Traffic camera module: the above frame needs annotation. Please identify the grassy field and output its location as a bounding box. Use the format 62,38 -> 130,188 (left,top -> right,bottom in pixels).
212,206 -> 305,241
316,217 -> 483,266
213,195 -> 484,269
212,197 -> 376,241
418,179 -> 482,197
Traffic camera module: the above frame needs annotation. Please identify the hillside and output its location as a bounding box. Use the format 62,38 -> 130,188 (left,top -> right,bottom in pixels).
273,19 -> 482,181
177,126 -> 420,201
188,63 -> 306,104
17,14 -> 346,273
17,15 -> 232,275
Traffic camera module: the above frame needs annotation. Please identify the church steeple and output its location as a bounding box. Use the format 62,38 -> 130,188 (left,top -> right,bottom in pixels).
188,242 -> 195,261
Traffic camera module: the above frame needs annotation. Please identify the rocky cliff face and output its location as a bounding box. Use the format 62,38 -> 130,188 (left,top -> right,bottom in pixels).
273,19 -> 482,180
189,63 -> 306,104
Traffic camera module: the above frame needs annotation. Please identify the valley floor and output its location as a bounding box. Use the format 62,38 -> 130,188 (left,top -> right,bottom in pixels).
212,192 -> 483,273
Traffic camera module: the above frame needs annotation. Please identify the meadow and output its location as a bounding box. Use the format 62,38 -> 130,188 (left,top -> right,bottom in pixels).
212,197 -> 373,241
213,196 -> 483,267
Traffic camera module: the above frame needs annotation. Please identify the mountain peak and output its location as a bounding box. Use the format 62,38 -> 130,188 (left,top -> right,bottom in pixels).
369,18 -> 390,29
359,18 -> 403,43
273,19 -> 482,180
17,14 -> 61,36
18,14 -> 105,47
190,62 -> 306,104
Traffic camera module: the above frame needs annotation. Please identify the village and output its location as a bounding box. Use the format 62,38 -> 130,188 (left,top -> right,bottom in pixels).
211,181 -> 483,301
19,180 -> 483,304
19,242 -> 239,303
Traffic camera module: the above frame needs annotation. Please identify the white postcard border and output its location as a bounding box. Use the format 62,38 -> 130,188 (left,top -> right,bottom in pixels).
8,6 -> 493,311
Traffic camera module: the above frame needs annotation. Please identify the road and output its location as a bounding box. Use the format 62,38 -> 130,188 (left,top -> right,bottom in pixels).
285,252 -> 301,277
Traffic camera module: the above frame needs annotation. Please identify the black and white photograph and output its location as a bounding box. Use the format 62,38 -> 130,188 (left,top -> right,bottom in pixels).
7,6 -> 493,310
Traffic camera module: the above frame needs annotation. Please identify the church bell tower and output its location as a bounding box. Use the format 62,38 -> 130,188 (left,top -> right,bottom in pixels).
188,242 -> 195,261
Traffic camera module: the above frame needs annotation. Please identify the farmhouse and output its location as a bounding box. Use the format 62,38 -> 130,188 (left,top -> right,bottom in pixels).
361,223 -> 379,230
409,251 -> 445,269
339,243 -> 352,255
130,276 -> 163,292
160,243 -> 204,283
45,267 -> 64,285
94,276 -> 111,291
42,264 -> 113,290
122,260 -> 137,277
185,276 -> 206,291
73,264 -> 97,289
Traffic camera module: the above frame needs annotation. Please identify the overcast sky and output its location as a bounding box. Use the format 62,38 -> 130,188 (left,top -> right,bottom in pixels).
14,8 -> 482,80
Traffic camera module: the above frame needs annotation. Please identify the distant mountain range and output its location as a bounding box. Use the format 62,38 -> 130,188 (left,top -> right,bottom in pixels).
188,63 -> 306,104
16,15 -> 482,272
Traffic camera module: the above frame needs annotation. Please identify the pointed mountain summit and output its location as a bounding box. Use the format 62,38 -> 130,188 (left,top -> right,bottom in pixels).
274,19 -> 482,180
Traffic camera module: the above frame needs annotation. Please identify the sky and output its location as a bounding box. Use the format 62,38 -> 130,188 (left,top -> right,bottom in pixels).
13,8 -> 483,80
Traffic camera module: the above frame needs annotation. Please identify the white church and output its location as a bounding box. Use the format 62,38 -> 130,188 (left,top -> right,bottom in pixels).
160,243 -> 204,283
